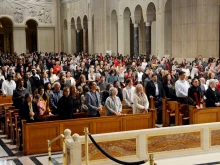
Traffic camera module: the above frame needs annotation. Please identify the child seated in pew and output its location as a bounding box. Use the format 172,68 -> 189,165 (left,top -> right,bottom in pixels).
34,94 -> 45,116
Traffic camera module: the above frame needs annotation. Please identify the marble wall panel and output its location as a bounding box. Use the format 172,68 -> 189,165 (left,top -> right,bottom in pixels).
81,138 -> 137,162
210,129 -> 220,147
147,131 -> 201,153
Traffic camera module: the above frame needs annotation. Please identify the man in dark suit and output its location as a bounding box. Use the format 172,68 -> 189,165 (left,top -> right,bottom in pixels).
146,73 -> 166,124
85,81 -> 102,117
19,93 -> 39,123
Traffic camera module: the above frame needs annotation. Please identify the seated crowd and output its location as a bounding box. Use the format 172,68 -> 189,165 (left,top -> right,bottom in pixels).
0,52 -> 220,124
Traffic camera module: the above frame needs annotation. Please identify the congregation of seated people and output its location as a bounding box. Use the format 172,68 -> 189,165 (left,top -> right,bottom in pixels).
0,52 -> 220,125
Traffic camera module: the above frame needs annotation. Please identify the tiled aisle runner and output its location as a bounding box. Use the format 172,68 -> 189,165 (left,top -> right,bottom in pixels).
0,130 -> 62,165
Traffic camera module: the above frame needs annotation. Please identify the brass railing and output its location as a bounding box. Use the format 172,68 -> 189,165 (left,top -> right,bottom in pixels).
47,134 -> 66,165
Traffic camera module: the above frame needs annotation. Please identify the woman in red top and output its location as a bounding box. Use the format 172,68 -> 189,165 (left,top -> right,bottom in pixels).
53,61 -> 62,75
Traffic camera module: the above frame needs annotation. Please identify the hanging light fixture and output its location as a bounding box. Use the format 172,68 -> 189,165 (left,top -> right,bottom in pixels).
0,21 -> 3,28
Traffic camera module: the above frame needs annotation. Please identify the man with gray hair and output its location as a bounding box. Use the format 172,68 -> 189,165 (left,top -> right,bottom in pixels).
50,82 -> 63,114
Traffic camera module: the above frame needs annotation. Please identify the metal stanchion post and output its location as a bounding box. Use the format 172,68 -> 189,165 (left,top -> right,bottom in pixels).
149,154 -> 154,165
84,127 -> 89,165
48,140 -> 51,161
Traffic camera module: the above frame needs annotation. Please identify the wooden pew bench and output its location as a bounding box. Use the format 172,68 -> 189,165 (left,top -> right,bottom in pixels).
162,98 -> 188,126
0,103 -> 13,131
22,112 -> 155,155
189,106 -> 220,124
4,106 -> 16,136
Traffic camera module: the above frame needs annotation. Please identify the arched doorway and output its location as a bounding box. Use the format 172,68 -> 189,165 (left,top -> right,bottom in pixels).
111,10 -> 118,56
0,17 -> 13,54
123,7 -> 132,56
165,0 -> 172,57
76,17 -> 83,53
25,20 -> 38,53
133,5 -> 143,57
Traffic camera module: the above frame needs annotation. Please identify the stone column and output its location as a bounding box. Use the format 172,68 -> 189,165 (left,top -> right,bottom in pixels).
134,23 -> 139,57
146,22 -> 151,61
83,28 -> 88,53
117,15 -> 124,55
88,19 -> 93,54
67,22 -> 72,54
76,30 -> 81,53
13,27 -> 26,54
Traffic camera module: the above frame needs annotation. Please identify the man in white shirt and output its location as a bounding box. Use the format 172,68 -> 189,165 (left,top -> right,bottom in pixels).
175,71 -> 190,104
123,78 -> 135,108
1,74 -> 16,96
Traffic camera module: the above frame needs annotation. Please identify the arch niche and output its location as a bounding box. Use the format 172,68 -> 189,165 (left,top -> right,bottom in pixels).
25,19 -> 38,53
76,16 -> 83,53
133,5 -> 143,57
146,2 -> 156,58
0,17 -> 13,53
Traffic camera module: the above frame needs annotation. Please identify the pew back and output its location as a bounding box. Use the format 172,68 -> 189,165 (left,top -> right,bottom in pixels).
22,112 -> 155,155
189,106 -> 220,124
0,95 -> 12,104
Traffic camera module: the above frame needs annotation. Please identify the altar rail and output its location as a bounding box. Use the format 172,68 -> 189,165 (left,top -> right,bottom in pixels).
22,112 -> 155,155
65,122 -> 220,165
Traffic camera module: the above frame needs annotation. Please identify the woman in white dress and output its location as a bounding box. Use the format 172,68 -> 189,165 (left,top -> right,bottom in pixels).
133,84 -> 149,114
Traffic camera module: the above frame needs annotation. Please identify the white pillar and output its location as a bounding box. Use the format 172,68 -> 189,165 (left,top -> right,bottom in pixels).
67,21 -> 72,54
71,25 -> 76,54
88,19 -> 93,54
13,27 -> 26,54
156,10 -> 165,58
124,16 -> 130,56
118,15 -> 124,55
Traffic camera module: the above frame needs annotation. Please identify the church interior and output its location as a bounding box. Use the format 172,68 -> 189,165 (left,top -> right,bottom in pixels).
0,0 -> 220,165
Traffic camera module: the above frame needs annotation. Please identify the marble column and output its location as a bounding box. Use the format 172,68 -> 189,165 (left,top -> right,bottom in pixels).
146,22 -> 151,61
83,28 -> 88,53
134,23 -> 139,57
76,30 -> 81,53
13,27 -> 26,54
67,22 -> 72,54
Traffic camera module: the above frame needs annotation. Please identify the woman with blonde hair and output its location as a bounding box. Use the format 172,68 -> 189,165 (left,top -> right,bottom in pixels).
133,84 -> 149,114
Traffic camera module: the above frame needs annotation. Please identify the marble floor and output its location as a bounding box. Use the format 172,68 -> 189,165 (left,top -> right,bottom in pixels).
0,130 -> 220,165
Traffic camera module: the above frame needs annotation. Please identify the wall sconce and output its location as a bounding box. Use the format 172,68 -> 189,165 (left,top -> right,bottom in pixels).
25,24 -> 28,29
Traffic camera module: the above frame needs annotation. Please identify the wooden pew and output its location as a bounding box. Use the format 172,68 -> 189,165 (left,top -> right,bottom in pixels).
101,106 -> 132,116
0,103 -> 13,131
9,110 -> 19,144
189,106 -> 220,124
162,99 -> 182,126
15,114 -> 22,148
162,98 -> 189,126
21,112 -> 155,155
149,97 -> 157,123
4,106 -> 16,136
0,95 -> 13,104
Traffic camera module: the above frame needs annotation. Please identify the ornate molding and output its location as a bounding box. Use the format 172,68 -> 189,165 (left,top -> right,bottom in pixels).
0,0 -> 54,24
